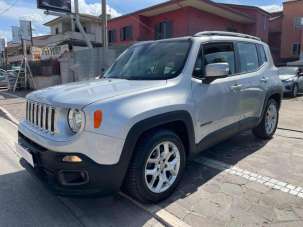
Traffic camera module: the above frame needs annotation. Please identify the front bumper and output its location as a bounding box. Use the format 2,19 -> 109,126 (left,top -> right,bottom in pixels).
18,132 -> 126,196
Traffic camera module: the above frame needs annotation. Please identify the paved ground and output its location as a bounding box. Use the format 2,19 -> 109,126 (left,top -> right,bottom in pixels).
0,90 -> 303,227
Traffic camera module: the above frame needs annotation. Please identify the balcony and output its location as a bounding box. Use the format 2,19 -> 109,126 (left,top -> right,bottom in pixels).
34,32 -> 100,47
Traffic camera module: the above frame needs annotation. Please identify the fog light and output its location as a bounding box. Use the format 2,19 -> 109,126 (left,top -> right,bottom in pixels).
62,155 -> 83,163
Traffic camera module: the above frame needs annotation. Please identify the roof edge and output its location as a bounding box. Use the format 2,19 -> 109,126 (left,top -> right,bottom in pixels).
108,0 -> 255,22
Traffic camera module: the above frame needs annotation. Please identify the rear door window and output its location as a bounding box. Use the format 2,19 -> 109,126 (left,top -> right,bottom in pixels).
237,42 -> 259,73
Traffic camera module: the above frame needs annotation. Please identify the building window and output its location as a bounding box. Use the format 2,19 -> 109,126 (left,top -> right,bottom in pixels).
292,43 -> 301,56
75,25 -> 86,33
226,26 -> 237,32
294,17 -> 303,29
55,27 -> 59,35
155,21 -> 173,40
120,26 -> 133,41
108,30 -> 116,43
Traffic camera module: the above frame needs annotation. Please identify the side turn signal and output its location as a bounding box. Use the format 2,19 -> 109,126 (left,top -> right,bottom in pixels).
94,110 -> 103,128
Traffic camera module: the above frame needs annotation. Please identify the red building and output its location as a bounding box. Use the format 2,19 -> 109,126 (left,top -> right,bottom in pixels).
108,0 -> 270,46
269,0 -> 303,65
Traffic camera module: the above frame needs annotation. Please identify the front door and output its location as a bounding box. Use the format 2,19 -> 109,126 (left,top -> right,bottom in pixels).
192,42 -> 241,145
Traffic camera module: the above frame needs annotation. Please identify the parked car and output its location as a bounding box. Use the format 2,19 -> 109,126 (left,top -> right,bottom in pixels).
17,32 -> 283,203
0,69 -> 9,90
278,66 -> 303,97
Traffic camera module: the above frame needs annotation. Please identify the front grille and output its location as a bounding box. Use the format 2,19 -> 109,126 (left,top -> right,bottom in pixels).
26,100 -> 56,134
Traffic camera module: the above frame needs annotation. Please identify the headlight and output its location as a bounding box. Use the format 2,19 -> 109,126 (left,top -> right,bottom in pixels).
68,109 -> 83,133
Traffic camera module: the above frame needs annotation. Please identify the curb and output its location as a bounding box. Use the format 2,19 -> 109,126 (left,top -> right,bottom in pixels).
0,91 -> 23,126
0,106 -> 20,126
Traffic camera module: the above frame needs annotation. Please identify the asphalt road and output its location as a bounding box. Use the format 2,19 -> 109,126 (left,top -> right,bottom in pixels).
0,118 -> 164,227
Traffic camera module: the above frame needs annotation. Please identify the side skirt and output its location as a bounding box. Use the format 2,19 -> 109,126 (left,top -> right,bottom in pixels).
192,117 -> 259,158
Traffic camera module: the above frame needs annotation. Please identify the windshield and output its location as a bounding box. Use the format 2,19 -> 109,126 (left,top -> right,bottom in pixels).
105,40 -> 192,80
278,67 -> 298,76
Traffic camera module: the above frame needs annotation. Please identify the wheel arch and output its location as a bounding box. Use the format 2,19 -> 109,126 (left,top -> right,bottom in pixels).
116,110 -> 195,187
257,86 -> 282,126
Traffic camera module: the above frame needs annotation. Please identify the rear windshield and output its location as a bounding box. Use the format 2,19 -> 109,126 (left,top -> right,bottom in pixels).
105,40 -> 192,80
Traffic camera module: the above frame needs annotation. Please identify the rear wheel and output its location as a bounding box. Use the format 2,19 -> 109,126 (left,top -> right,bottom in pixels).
123,129 -> 186,203
253,99 -> 279,140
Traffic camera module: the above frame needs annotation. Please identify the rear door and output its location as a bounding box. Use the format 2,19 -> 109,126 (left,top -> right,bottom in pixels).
234,42 -> 267,127
192,42 -> 241,144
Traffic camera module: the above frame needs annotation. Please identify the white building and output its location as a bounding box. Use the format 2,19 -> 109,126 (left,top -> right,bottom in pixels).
43,14 -> 104,48
6,14 -> 104,65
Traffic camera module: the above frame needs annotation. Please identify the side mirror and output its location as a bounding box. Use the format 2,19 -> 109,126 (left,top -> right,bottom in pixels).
205,63 -> 229,82
97,68 -> 106,79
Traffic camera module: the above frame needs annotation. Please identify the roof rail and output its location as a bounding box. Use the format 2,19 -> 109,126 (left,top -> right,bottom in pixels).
193,31 -> 261,41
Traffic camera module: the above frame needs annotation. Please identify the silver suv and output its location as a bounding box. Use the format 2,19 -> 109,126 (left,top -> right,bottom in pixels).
17,32 -> 283,203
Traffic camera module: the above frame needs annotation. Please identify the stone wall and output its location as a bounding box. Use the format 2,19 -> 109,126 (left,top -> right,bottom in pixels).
30,75 -> 61,90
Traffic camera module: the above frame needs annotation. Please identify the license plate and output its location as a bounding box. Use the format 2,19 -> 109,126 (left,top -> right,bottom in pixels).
15,143 -> 34,167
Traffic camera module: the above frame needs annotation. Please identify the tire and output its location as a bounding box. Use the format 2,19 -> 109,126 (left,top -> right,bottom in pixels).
253,99 -> 279,140
123,129 -> 186,203
291,84 -> 299,98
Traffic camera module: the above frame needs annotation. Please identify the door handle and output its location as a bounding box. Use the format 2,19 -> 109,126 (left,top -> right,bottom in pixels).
260,77 -> 269,83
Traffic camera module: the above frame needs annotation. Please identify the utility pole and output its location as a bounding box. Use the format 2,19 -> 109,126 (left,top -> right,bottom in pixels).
102,0 -> 108,48
74,0 -> 93,48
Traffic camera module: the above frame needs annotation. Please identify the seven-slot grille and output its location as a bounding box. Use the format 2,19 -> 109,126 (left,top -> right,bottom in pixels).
26,101 -> 56,134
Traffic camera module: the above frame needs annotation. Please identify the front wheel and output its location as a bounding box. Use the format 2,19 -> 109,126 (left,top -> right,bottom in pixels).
253,99 -> 279,140
123,130 -> 186,203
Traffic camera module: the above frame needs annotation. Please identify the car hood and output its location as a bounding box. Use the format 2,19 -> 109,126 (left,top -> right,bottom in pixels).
26,79 -> 167,108
279,75 -> 296,81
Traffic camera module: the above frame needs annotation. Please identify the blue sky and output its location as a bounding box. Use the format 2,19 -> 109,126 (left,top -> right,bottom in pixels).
0,0 -> 283,43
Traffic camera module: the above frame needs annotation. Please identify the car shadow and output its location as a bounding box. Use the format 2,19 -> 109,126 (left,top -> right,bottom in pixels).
158,130 -> 270,208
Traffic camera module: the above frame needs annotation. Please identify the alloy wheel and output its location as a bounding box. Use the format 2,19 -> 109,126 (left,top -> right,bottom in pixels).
144,141 -> 181,194
265,103 -> 278,135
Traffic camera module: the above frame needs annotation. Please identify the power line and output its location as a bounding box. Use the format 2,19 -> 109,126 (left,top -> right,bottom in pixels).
0,0 -> 19,16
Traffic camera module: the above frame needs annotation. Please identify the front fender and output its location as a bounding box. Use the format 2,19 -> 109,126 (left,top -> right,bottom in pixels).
114,110 -> 196,189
